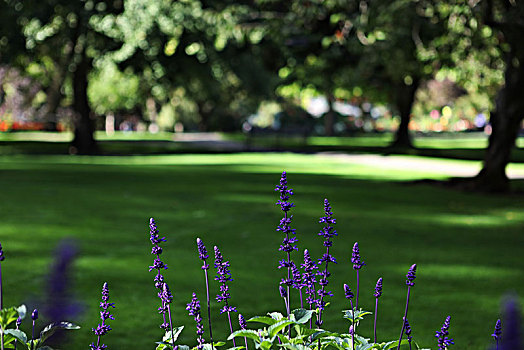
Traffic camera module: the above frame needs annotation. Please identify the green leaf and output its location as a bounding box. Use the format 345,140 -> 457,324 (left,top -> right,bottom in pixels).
228,329 -> 260,342
259,340 -> 273,350
4,329 -> 27,343
214,342 -> 226,347
356,344 -> 375,350
39,322 -> 80,344
342,309 -> 373,322
267,312 -> 285,321
268,319 -> 294,337
162,326 -> 185,344
247,316 -> 278,326
290,309 -> 315,324
280,344 -> 310,350
311,330 -> 337,341
0,307 -> 19,327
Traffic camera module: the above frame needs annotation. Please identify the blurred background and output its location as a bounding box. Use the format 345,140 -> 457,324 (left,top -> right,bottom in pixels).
0,0 -> 523,349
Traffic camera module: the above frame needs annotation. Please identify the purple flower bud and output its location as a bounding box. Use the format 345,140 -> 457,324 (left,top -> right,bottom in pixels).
435,316 -> 454,350
196,238 -> 209,270
344,284 -> 354,300
406,264 -> 417,286
492,319 -> 502,340
374,278 -> 383,298
16,317 -> 22,328
279,285 -> 287,299
31,309 -> 38,321
404,318 -> 413,342
239,314 -> 247,330
351,242 -> 365,270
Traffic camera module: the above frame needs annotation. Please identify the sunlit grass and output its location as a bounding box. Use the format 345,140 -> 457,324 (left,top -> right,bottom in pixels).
0,153 -> 522,350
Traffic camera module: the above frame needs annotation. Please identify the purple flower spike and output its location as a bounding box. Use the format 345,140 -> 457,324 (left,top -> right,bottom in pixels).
275,172 -> 298,313
214,246 -> 237,347
492,319 -> 502,340
275,171 -> 295,213
239,314 -> 247,330
148,218 -> 172,332
186,293 -> 205,350
31,309 -> 38,320
435,316 -> 454,350
196,238 -> 209,270
374,278 -> 383,298
351,243 -> 365,270
301,249 -> 318,309
197,238 -> 214,346
316,199 -> 338,327
90,283 -> 115,350
404,318 -> 413,345
344,284 -> 354,300
406,264 -> 417,286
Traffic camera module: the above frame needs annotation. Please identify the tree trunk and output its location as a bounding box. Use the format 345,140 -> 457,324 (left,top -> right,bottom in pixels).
324,94 -> 335,136
390,78 -> 420,148
469,53 -> 523,192
70,49 -> 97,155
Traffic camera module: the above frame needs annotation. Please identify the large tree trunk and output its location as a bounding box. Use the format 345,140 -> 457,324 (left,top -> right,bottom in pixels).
469,52 -> 524,191
390,78 -> 420,148
463,12 -> 524,192
70,49 -> 97,155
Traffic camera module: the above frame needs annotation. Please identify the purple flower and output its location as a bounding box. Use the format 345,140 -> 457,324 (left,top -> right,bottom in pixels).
351,242 -> 365,270
149,218 -> 172,331
16,317 -> 21,327
406,264 -> 417,286
290,261 -> 302,290
196,238 -> 209,270
239,314 -> 247,330
275,171 -> 295,213
344,284 -> 354,300
279,285 -> 288,299
492,319 -> 502,341
160,283 -> 173,305
435,316 -> 454,350
214,246 -> 237,347
214,246 -> 237,314
374,278 -> 383,298
90,283 -> 115,350
404,318 -> 412,343
316,199 -> 337,327
275,172 -> 298,293
186,293 -> 205,350
31,309 -> 38,321
301,249 -> 318,308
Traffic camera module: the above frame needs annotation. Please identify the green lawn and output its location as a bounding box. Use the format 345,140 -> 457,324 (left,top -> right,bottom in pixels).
0,152 -> 523,350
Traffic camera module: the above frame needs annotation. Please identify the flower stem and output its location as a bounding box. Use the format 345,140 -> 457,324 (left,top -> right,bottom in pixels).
397,286 -> 411,350
355,270 -> 360,310
226,310 -> 236,347
203,268 -> 214,349
167,304 -> 175,348
350,300 -> 355,350
374,297 -> 379,343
